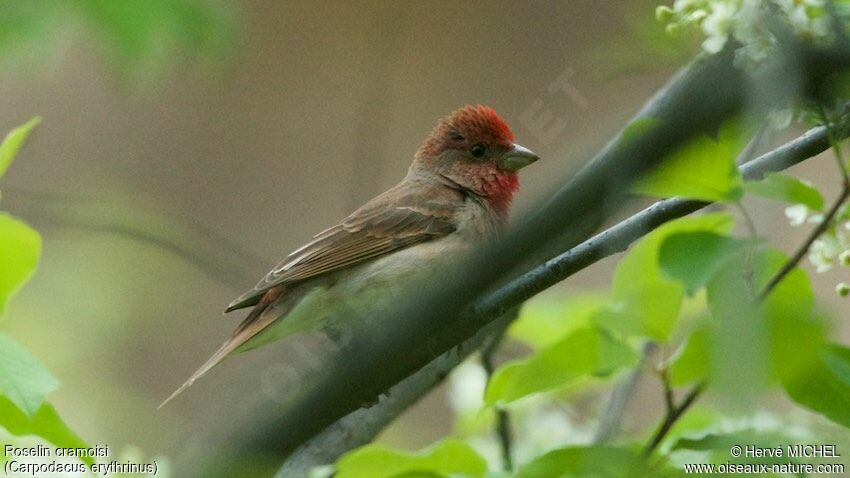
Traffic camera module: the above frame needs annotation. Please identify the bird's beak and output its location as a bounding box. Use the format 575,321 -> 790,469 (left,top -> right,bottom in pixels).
498,143 -> 539,171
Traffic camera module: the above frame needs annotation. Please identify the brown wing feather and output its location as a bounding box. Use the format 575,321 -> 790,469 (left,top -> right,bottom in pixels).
161,179 -> 463,407
225,180 -> 461,312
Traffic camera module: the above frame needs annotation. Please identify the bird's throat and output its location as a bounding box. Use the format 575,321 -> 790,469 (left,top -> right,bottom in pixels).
433,162 -> 520,218
482,170 -> 519,218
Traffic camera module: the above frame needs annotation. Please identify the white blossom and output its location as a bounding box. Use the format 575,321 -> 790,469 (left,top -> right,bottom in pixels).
658,0 -> 833,67
808,213 -> 825,224
701,2 -> 737,53
785,204 -> 809,226
808,231 -> 846,273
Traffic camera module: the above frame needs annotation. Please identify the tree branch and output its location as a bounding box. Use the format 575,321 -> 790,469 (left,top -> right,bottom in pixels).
593,342 -> 656,444
643,382 -> 706,457
640,118 -> 850,454
759,183 -> 850,299
760,113 -> 850,299
268,116 -> 848,477
4,188 -> 268,286
474,113 -> 850,321
275,312 -> 517,477
204,38 -> 850,476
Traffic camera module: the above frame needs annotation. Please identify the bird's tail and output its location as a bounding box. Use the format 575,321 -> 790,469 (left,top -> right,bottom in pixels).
158,293 -> 284,409
157,337 -> 239,409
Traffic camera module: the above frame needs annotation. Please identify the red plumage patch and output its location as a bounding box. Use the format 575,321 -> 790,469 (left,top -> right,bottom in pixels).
417,105 -> 516,158
485,170 -> 520,218
447,105 -> 514,147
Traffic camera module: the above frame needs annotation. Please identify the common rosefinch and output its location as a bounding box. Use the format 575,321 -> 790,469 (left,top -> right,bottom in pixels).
160,105 -> 538,407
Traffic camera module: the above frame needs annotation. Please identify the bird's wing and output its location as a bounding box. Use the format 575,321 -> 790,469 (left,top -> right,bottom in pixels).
225,181 -> 461,312
159,181 -> 463,408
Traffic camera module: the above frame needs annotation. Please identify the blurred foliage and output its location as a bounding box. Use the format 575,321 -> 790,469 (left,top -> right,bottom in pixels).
601,212 -> 733,340
0,397 -> 91,466
515,446 -> 672,478
658,232 -> 753,295
329,109 -> 850,475
507,295 -> 608,350
0,212 -> 39,317
632,120 -> 745,203
0,334 -> 58,418
485,327 -> 637,406
656,0 -> 839,68
592,0 -> 700,78
0,117 -> 40,181
333,439 -> 488,478
744,173 -> 826,212
0,0 -> 242,471
0,0 -> 240,80
0,119 -> 89,460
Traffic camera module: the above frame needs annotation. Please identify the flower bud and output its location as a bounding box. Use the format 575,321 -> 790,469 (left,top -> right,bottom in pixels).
656,6 -> 675,22
841,250 -> 850,267
666,23 -> 682,36
837,283 -> 850,297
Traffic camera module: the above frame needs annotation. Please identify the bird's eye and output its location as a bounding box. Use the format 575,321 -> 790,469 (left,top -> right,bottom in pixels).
470,144 -> 486,157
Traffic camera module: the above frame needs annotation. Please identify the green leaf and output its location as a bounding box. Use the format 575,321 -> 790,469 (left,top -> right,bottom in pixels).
0,213 -> 41,317
0,395 -> 91,465
632,121 -> 744,202
659,232 -> 752,295
508,295 -> 608,350
743,173 -> 824,211
668,326 -> 709,386
516,446 -> 667,478
335,439 -> 487,478
0,335 -> 59,417
72,0 -> 240,77
703,248 -> 823,404
485,327 -> 637,406
0,117 -> 40,179
704,251 -> 767,402
754,250 -> 815,328
599,212 -> 733,341
753,249 -> 825,389
782,343 -> 850,428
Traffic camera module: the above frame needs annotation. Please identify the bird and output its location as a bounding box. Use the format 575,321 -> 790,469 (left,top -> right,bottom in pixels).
159,105 -> 538,408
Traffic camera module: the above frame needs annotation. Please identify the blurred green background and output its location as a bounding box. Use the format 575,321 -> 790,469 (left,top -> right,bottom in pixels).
1,0 -> 848,475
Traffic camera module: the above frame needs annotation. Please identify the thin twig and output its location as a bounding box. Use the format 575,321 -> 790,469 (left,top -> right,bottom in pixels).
737,127 -> 764,285
643,382 -> 706,457
736,124 -> 767,166
642,119 -> 850,456
760,185 -> 850,299
642,179 -> 850,453
659,368 -> 675,415
480,329 -> 513,471
5,188 -> 268,287
817,104 -> 850,182
759,117 -> 850,300
736,202 -> 759,238
593,342 -> 657,444
593,129 -> 766,446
